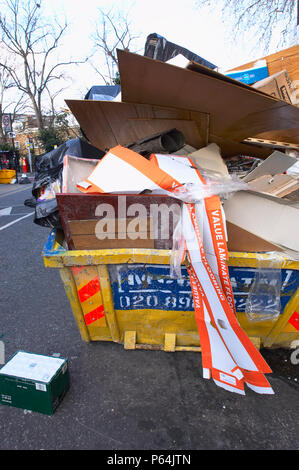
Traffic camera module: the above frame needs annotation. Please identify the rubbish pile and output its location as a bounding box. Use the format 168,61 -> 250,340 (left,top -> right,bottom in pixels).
33,39 -> 299,395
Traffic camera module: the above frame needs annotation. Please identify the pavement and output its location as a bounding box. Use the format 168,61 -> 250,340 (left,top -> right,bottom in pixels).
0,183 -> 298,452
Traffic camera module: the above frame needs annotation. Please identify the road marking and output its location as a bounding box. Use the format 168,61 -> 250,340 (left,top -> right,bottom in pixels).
0,211 -> 34,231
0,207 -> 12,215
0,185 -> 32,199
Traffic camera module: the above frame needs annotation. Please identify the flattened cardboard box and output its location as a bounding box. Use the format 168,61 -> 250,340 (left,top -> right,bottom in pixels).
0,351 -> 70,415
253,70 -> 297,105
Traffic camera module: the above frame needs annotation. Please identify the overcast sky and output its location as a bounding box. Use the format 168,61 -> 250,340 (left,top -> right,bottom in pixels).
3,0 -> 297,113
42,0 -> 293,108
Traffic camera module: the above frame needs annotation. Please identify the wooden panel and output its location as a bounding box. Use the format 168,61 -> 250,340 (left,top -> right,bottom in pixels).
117,50 -> 299,144
67,99 -> 275,158
72,234 -> 155,250
226,221 -> 283,253
229,44 -> 299,85
248,175 -> 299,196
57,193 -> 182,251
65,100 -> 209,152
229,45 -> 299,143
254,128 -> 299,144
69,217 -> 154,250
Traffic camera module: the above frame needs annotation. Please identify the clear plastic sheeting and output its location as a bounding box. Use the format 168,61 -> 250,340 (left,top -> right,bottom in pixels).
245,253 -> 285,322
171,173 -> 248,204
169,210 -> 185,279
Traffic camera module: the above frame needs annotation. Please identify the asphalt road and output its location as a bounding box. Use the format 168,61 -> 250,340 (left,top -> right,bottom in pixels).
0,183 -> 298,452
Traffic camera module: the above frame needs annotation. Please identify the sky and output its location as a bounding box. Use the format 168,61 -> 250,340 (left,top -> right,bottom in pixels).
3,0 -> 298,112
43,0 -> 291,107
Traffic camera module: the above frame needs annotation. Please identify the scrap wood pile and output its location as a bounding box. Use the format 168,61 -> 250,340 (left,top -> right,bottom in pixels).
29,37 -> 299,395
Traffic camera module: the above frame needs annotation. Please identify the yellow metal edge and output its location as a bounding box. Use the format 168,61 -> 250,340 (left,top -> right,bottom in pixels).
44,245 -> 299,270
227,252 -> 299,270
58,267 -> 91,342
96,264 -> 121,342
62,249 -> 173,267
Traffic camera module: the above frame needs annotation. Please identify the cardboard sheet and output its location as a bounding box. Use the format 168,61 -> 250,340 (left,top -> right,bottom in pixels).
253,70 -> 296,105
62,155 -> 98,193
190,143 -> 230,177
230,44 -> 299,142
230,44 -> 299,101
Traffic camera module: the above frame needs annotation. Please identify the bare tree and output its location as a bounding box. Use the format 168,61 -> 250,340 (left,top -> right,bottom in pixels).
197,0 -> 297,53
91,7 -> 141,85
0,0 -> 87,131
0,63 -> 12,143
0,58 -> 29,144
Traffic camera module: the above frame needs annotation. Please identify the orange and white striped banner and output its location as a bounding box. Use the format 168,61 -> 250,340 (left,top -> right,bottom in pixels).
77,146 -> 273,395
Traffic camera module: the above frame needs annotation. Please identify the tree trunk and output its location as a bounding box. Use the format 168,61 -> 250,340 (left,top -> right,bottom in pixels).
29,94 -> 44,130
0,103 -> 6,145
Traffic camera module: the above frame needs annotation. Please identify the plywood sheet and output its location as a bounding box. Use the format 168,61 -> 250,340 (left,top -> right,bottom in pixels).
229,45 -> 299,143
226,221 -> 283,253
66,100 -> 209,152
66,100 -> 274,159
117,50 -> 299,144
229,44 -> 299,86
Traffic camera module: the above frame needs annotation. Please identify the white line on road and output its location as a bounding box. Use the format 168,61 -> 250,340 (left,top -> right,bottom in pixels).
0,211 -> 34,231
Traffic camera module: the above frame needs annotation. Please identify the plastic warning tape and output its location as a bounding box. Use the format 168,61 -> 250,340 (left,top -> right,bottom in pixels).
153,153 -> 273,394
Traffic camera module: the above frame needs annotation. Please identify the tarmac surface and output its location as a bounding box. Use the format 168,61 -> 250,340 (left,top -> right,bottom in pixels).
0,182 -> 298,452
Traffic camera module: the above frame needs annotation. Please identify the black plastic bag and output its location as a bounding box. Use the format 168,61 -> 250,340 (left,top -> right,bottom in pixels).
28,138 -> 105,228
144,33 -> 217,70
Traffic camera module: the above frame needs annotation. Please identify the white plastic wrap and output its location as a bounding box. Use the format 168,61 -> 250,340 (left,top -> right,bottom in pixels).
171,174 -> 248,204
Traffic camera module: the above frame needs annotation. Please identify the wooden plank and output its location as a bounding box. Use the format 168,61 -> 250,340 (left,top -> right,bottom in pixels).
69,217 -> 151,236
72,234 -> 155,250
56,193 -> 182,250
243,137 -> 299,151
247,175 -> 299,196
69,217 -> 155,250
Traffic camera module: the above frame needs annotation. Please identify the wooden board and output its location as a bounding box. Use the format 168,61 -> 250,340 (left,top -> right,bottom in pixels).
248,175 -> 299,196
229,44 -> 299,87
117,50 -> 299,146
65,100 -> 209,152
226,221 -> 283,253
229,45 -> 299,143
69,218 -> 154,250
66,99 -> 273,159
57,193 -> 183,251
